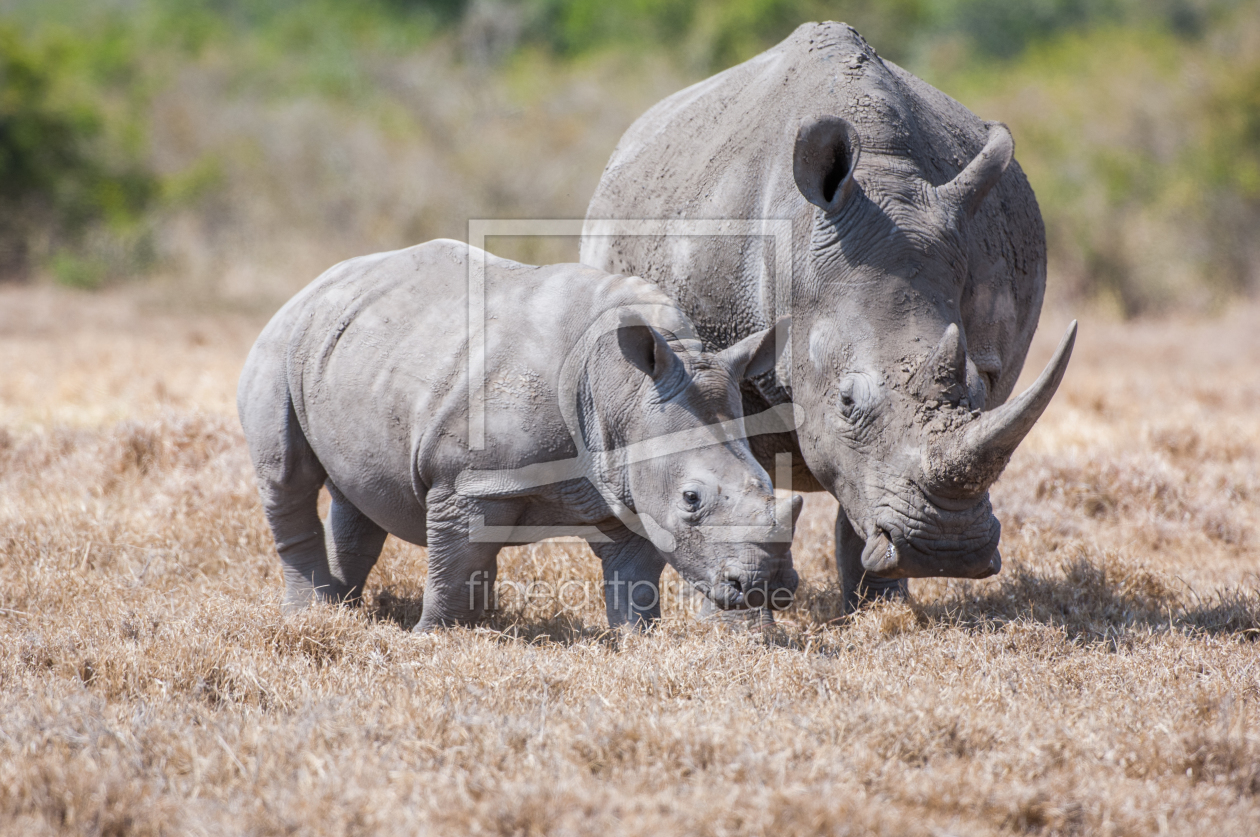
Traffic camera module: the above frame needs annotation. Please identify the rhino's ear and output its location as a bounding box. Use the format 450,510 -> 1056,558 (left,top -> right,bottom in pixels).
937,122 -> 1014,218
718,317 -> 790,381
617,315 -> 681,384
793,116 -> 861,213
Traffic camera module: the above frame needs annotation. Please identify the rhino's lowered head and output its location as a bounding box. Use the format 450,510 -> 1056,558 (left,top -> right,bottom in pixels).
830,320 -> 1076,582
791,114 -> 1076,583
601,314 -> 802,610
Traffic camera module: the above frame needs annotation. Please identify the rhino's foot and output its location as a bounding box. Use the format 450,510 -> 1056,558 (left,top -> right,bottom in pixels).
698,598 -> 776,630
281,580 -> 353,615
413,605 -> 491,630
843,576 -> 909,614
611,614 -> 660,636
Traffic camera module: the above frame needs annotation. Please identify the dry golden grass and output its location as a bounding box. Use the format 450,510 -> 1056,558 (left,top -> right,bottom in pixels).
1,286 -> 1258,836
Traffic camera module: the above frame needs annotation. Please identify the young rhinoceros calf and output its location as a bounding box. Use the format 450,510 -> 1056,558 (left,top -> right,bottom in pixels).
238,239 -> 801,631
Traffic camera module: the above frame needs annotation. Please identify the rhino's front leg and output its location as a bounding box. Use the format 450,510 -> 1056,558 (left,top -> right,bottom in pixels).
590,528 -> 667,630
836,507 -> 908,613
413,500 -> 502,633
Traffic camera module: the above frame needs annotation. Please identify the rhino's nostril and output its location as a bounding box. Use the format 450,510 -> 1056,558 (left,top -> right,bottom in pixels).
744,585 -> 767,609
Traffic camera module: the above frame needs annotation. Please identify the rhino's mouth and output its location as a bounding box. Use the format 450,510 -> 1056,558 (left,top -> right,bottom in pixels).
699,564 -> 800,611
708,578 -> 754,609
861,516 -> 1001,580
861,531 -> 900,575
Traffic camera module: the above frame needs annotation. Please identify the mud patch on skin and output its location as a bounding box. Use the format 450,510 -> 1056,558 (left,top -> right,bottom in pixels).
920,404 -> 1009,500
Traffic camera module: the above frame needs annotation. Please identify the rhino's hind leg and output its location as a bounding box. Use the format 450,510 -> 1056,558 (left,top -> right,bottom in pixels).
325,482 -> 389,605
836,509 -> 908,613
241,378 -> 336,612
258,458 -> 337,614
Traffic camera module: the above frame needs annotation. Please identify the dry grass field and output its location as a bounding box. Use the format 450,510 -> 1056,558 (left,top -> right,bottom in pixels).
1,285 -> 1258,836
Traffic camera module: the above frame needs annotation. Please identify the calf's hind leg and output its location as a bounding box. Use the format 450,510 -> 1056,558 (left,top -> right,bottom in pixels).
242,387 -> 336,612
257,455 -> 337,613
325,481 -> 388,604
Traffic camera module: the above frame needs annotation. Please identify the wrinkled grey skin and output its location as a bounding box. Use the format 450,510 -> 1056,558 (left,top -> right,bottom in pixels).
581,22 -> 1076,610
238,239 -> 800,632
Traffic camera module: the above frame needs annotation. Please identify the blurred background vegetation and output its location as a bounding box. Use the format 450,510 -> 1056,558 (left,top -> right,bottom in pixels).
0,0 -> 1258,315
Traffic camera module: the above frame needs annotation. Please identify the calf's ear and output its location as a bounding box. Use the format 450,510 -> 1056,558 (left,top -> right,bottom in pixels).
617,313 -> 681,384
718,316 -> 790,381
793,116 -> 861,212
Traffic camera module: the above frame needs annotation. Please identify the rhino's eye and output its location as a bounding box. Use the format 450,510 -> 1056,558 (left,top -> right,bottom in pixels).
836,374 -> 878,424
837,377 -> 857,418
682,489 -> 701,511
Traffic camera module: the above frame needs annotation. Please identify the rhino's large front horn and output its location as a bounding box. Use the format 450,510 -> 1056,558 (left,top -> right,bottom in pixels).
936,122 -> 1015,218
925,321 -> 1077,498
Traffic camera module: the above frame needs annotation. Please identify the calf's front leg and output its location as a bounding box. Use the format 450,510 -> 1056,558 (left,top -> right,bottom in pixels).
413,500 -> 502,633
590,528 -> 667,629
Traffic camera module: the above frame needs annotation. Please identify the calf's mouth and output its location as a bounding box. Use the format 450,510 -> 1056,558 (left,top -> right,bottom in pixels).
704,563 -> 799,611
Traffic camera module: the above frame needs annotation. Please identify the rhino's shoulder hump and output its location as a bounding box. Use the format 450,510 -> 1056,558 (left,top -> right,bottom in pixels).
591,20 -> 920,212
635,20 -> 874,123
779,20 -> 873,57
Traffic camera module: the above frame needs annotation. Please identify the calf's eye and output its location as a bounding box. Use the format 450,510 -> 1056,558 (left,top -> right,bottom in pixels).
682,489 -> 701,510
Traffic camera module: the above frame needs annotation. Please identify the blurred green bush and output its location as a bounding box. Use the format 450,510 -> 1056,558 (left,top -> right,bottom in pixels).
0,24 -> 155,286
931,15 -> 1260,314
0,0 -> 1256,312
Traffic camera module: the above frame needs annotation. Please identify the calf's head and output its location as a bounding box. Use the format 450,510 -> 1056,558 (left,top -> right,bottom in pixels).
604,316 -> 802,610
789,115 -> 1075,581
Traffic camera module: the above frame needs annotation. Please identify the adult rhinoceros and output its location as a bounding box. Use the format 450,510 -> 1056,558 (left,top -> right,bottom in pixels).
581,22 -> 1076,610
238,239 -> 800,631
